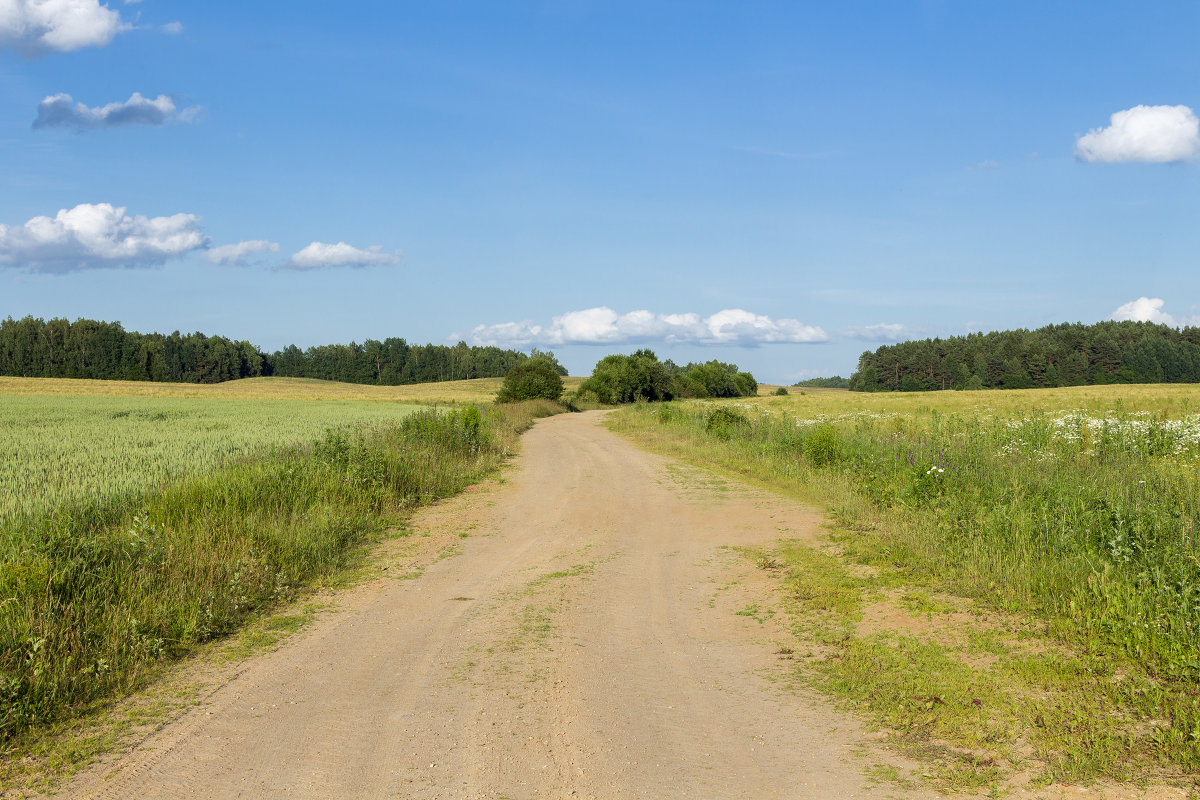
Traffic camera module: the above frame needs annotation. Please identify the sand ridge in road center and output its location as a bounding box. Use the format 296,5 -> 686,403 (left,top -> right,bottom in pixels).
52,411 -> 929,800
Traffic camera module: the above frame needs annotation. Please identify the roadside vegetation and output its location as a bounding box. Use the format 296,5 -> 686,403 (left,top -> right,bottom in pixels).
0,377 -> 563,751
611,385 -> 1200,789
574,349 -> 757,404
496,355 -> 565,403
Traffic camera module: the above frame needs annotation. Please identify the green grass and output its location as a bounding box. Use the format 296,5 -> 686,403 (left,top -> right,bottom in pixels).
0,394 -> 425,525
0,395 -> 564,750
610,386 -> 1200,788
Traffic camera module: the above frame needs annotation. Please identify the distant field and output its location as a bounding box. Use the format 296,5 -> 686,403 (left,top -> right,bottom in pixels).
0,375 -> 545,404
0,375 -> 585,404
755,381 -> 1200,415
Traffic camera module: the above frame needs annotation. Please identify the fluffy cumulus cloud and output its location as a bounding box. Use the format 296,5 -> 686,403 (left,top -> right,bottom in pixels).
464,307 -> 828,347
1109,297 -> 1200,328
0,202 -> 209,273
285,241 -> 400,270
0,0 -> 128,56
1075,105 -> 1200,163
206,239 -> 280,266
34,92 -> 202,130
840,323 -> 910,342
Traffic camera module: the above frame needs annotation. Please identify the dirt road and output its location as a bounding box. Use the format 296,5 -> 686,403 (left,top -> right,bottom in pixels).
57,411 -> 922,799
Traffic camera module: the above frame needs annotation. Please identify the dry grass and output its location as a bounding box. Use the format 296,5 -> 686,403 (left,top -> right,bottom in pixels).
750,382 -> 1200,417
0,375 -> 586,405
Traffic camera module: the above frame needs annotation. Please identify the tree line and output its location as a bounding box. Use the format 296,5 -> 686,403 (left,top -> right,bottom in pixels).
0,316 -> 539,386
793,376 -> 850,389
848,320 -> 1200,392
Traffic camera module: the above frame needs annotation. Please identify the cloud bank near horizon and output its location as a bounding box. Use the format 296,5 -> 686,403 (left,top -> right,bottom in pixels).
34,92 -> 202,130
839,323 -> 911,342
462,307 -> 829,348
1075,105 -> 1200,163
0,203 -> 208,273
1109,296 -> 1200,328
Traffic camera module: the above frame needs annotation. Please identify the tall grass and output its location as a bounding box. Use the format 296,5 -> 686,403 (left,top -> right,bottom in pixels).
0,399 -> 561,742
0,395 -> 426,524
613,397 -> 1200,772
621,400 -> 1200,677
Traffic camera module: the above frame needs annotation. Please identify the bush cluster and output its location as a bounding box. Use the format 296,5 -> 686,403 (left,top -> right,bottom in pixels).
576,350 -> 757,405
496,357 -> 563,403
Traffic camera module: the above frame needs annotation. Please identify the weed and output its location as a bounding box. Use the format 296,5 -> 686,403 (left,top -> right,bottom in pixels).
705,406 -> 751,440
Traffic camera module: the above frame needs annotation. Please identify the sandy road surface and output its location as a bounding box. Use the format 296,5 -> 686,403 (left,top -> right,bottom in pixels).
56,411 -> 924,800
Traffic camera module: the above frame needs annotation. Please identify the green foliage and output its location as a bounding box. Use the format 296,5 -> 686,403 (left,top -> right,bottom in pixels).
578,349 -> 675,404
571,352 -> 759,404
705,406 -> 751,440
0,316 -> 266,384
672,360 -> 758,398
793,376 -> 850,389
850,320 -> 1200,393
773,386 -> 789,396
0,400 -> 558,743
0,315 -> 534,387
527,348 -> 568,376
802,423 -> 841,466
495,358 -> 564,403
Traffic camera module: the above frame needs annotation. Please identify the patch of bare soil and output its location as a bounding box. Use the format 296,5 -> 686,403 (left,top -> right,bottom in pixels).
44,412 -> 934,800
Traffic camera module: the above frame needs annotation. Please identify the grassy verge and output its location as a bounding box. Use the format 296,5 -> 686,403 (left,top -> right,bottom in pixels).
0,399 -> 562,757
610,399 -> 1200,791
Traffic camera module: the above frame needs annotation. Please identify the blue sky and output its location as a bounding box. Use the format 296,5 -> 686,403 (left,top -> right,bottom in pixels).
2,1 -> 1199,382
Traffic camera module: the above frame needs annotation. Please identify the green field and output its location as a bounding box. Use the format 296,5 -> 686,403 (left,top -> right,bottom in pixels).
612,384 -> 1200,786
0,395 -> 424,527
0,376 -> 562,755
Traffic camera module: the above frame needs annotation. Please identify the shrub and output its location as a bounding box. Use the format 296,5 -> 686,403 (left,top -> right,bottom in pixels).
705,407 -> 751,440
578,350 -> 674,404
496,358 -> 563,403
802,424 -> 841,467
672,360 -> 758,399
773,387 -> 789,396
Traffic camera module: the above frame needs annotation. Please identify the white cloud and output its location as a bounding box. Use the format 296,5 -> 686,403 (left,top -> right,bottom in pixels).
840,323 -> 910,342
464,307 -> 828,347
207,239 -> 280,266
0,0 -> 128,56
1109,297 -> 1200,327
285,241 -> 400,270
0,202 -> 209,273
1075,105 -> 1200,163
161,20 -> 182,34
34,92 -> 202,130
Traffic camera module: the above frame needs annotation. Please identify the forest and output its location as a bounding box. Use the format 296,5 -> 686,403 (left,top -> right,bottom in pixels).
0,316 -> 533,385
849,320 -> 1200,391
